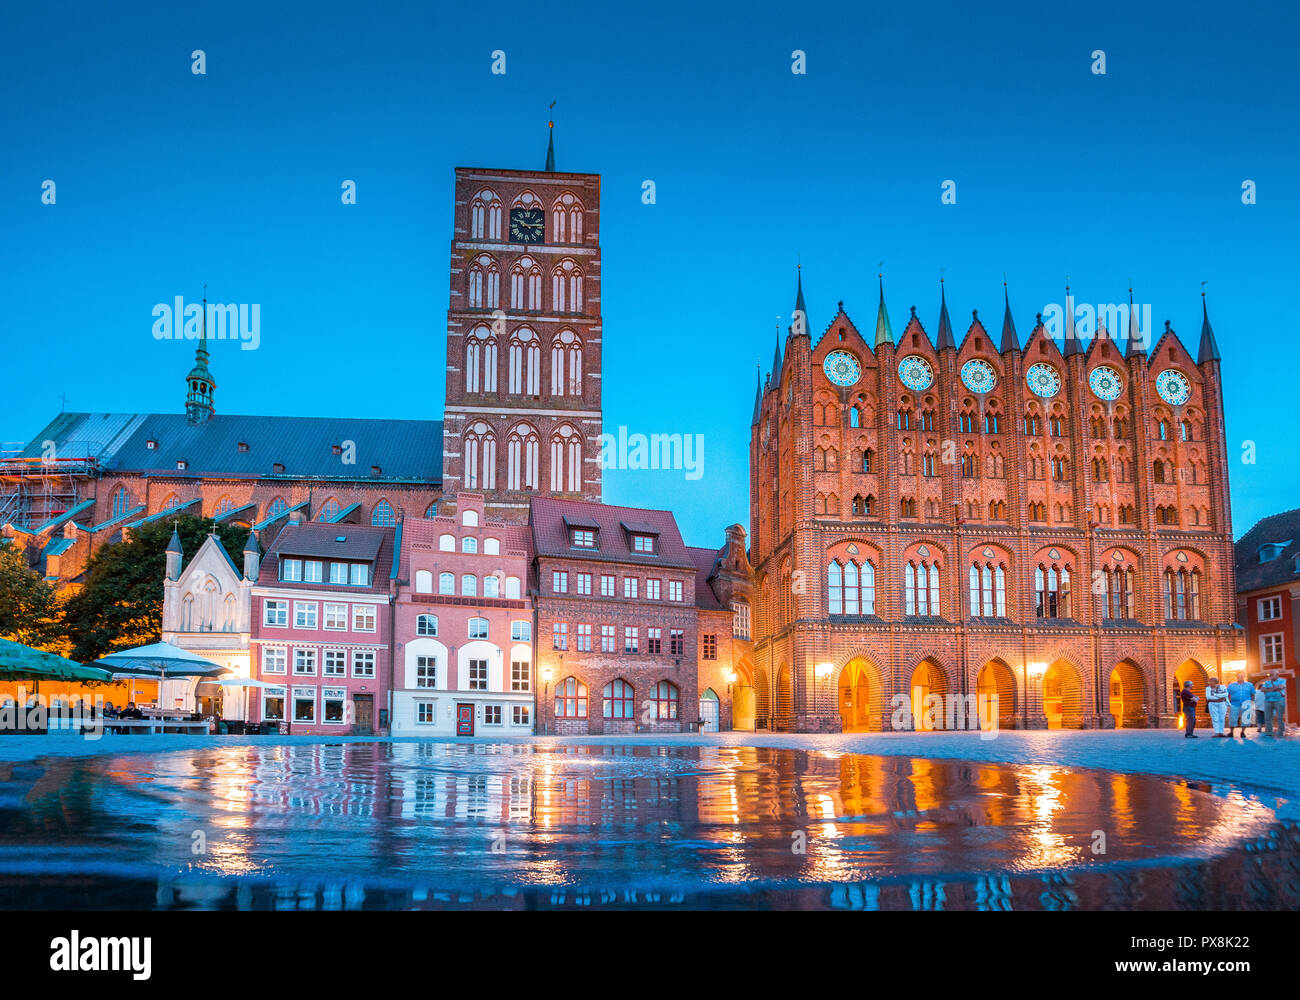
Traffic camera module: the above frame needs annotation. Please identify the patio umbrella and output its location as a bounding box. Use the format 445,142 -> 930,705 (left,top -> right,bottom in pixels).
0,638 -> 113,687
92,642 -> 228,707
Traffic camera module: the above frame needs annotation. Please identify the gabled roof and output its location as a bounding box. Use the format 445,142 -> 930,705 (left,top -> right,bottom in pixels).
16,412 -> 442,484
1235,508 -> 1300,594
530,497 -> 694,569
687,545 -> 727,611
260,522 -> 395,591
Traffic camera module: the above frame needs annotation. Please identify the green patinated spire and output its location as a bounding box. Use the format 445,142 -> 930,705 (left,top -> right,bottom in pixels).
185,287 -> 216,424
874,274 -> 893,348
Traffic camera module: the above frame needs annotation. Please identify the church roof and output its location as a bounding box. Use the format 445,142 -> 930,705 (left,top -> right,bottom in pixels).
17,412 -> 443,484
1235,507 -> 1300,594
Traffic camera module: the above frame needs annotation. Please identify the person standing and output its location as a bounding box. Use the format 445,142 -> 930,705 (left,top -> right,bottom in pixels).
1259,670 -> 1288,738
1180,680 -> 1199,738
1226,673 -> 1255,739
1206,677 -> 1230,738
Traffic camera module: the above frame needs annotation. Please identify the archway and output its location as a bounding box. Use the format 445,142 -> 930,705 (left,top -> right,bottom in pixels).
731,659 -> 756,731
909,659 -> 949,731
1109,660 -> 1148,729
775,665 -> 793,730
698,688 -> 719,733
753,667 -> 770,729
837,658 -> 880,732
977,660 -> 1017,730
1042,659 -> 1085,729
1174,659 -> 1211,729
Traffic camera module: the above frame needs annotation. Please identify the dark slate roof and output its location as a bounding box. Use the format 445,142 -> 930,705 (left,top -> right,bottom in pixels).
17,412 -> 442,484
530,497 -> 694,569
687,545 -> 726,611
935,283 -> 955,350
260,522 -> 396,591
1234,508 -> 1300,594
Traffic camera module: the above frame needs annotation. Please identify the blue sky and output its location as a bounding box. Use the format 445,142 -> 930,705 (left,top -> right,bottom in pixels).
2,0 -> 1296,546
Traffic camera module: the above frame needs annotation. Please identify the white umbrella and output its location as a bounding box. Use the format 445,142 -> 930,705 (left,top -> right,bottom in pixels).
215,677 -> 278,688
93,641 -> 228,709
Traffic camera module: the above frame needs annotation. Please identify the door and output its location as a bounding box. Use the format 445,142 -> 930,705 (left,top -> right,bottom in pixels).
353,694 -> 374,735
698,692 -> 719,733
456,703 -> 475,736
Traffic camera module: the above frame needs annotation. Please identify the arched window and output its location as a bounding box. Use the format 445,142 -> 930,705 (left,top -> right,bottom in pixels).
181,593 -> 194,631
897,407 -> 913,430
266,496 -> 287,519
969,562 -> 1007,617
1153,459 -> 1166,484
551,259 -> 583,312
318,498 -> 341,521
508,328 -> 541,396
959,412 -> 975,433
905,560 -> 940,616
463,425 -> 496,491
651,681 -> 679,720
438,572 -> 455,595
416,614 -> 438,636
470,189 -> 502,240
920,409 -> 937,431
552,193 -> 584,243
212,496 -> 235,517
467,254 -> 499,309
371,500 -> 397,527
468,616 -> 488,639
555,676 -> 588,718
1158,419 -> 1169,440
550,425 -> 582,493
461,574 -> 477,596
1035,562 -> 1072,619
439,534 -> 455,551
462,537 -> 478,553
603,679 -> 635,719
464,326 -> 498,393
861,448 -> 874,473
505,576 -> 521,599
984,412 -> 1000,433
111,486 -> 131,518
508,423 -> 540,490
550,330 -> 583,396
415,570 -> 433,594
510,256 -> 543,310
424,501 -> 439,518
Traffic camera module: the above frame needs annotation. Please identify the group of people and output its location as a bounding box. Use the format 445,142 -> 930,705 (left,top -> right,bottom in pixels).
1179,669 -> 1289,738
100,702 -> 146,720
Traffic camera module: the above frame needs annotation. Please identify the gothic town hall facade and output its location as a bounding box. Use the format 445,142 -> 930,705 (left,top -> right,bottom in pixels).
749,275 -> 1244,732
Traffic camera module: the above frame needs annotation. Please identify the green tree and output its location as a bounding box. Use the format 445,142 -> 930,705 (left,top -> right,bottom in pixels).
0,543 -> 65,651
62,516 -> 251,662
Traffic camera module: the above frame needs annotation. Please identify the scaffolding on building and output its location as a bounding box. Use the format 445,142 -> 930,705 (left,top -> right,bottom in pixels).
0,445 -> 102,531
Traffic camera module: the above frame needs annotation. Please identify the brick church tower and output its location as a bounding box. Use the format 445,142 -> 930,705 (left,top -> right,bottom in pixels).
750,273 -> 1243,732
441,126 -> 604,522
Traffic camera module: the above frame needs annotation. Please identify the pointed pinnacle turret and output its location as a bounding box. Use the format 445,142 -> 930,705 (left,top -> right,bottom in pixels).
936,279 -> 955,350
1000,283 -> 1019,353
874,274 -> 893,349
185,286 -> 216,424
770,334 -> 783,388
751,368 -> 763,425
1198,289 -> 1221,363
166,526 -> 183,554
792,265 -> 808,338
544,118 -> 556,172
1125,287 -> 1146,358
1062,280 -> 1081,356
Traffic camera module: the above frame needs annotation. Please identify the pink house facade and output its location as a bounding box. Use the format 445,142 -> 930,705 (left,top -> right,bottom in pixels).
250,520 -> 398,734
391,493 -> 535,736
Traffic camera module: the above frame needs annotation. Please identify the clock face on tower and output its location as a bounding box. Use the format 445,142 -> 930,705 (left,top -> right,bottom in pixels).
823,350 -> 861,387
960,359 -> 996,394
1088,365 -> 1123,401
1155,368 -> 1191,405
509,208 -> 545,244
897,355 -> 934,391
1025,362 -> 1061,398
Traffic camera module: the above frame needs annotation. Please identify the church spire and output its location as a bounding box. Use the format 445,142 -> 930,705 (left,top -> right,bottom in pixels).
770,333 -> 784,388
874,273 -> 893,348
751,367 -> 763,425
185,286 -> 216,424
1198,286 -> 1221,363
1000,281 -> 1019,353
1061,279 -> 1081,356
936,278 -> 955,349
792,264 -> 808,337
1125,286 -> 1145,358
544,109 -> 556,172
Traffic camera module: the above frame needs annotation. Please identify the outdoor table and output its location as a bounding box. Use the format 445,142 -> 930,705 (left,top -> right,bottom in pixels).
107,719 -> 213,734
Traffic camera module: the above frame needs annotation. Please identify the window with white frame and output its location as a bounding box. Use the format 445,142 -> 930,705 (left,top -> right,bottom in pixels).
576,623 -> 592,651
416,655 -> 437,688
1262,633 -> 1285,666
417,614 -> 438,636
324,649 -> 347,677
510,620 -> 531,641
352,650 -> 375,678
505,576 -> 521,599
264,600 -> 288,627
349,563 -> 369,586
668,580 -> 683,602
324,603 -> 348,630
553,571 -> 568,594
645,579 -> 661,600
462,536 -> 478,554
294,602 -> 318,629
262,647 -> 287,674
322,688 -> 347,725
512,705 -> 530,726
280,558 -> 303,582
329,562 -> 348,585
469,660 -> 489,691
576,573 -> 592,595
511,660 -> 530,691
552,623 -> 568,650
623,577 -> 638,599
468,617 -> 489,640
352,605 -> 376,632
263,687 -> 285,721
461,575 -> 477,596
416,701 -> 436,724
415,570 -> 433,594
731,600 -> 751,639
484,705 -> 502,725
294,649 -> 317,675
483,574 -> 500,598
1259,596 -> 1283,621
600,575 -> 615,597
304,561 -> 323,583
624,627 -> 639,653
600,624 -> 616,652
439,572 -> 455,595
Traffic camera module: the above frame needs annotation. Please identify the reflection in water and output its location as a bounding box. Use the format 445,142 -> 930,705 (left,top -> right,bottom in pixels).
0,742 -> 1288,911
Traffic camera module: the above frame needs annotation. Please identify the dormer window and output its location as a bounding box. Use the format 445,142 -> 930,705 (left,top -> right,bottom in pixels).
331,444 -> 342,456
146,439 -> 157,450
176,459 -> 187,470
631,534 -> 655,554
237,441 -> 249,453
571,529 -> 595,548
273,462 -> 285,474
1258,542 -> 1289,563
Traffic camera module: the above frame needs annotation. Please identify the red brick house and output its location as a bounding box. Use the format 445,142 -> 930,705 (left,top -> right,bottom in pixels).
1235,509 -> 1300,720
